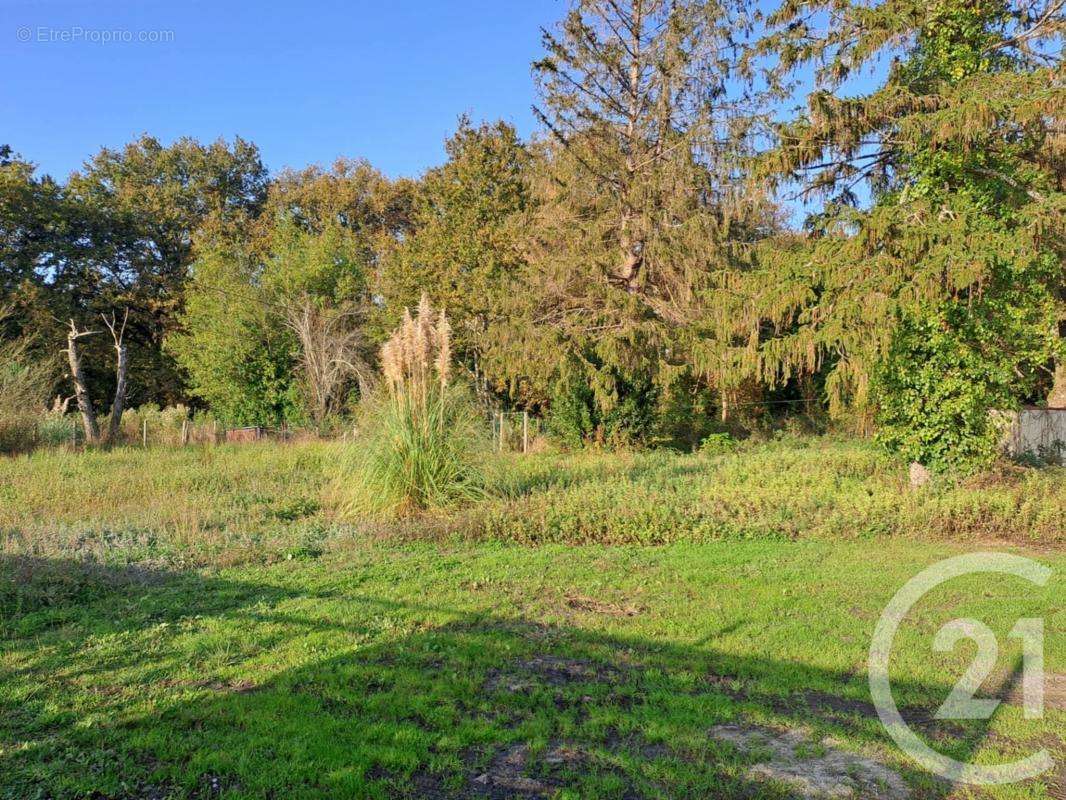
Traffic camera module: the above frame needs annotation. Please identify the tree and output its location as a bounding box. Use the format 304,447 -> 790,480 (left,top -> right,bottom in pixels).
62,310 -> 131,445
263,218 -> 376,424
521,0 -> 772,442
0,151 -> 105,412
170,214 -> 378,427
379,119 -> 531,402
748,0 -> 1063,467
65,135 -> 269,405
0,151 -> 67,304
167,231 -> 300,427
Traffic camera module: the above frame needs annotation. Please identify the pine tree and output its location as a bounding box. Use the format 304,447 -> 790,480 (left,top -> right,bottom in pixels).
747,0 -> 1063,466
523,0 -> 775,441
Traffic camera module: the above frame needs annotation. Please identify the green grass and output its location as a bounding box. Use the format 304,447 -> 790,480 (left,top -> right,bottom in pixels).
0,438 -> 1062,798
0,443 -> 333,569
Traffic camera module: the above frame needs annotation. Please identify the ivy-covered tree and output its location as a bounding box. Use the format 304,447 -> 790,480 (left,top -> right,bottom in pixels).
748,0 -> 1063,469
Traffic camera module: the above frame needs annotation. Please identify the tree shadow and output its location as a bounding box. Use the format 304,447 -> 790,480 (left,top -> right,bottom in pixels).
0,557 -> 1046,799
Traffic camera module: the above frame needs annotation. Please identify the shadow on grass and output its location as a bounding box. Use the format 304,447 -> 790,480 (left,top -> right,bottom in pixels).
0,555 -> 1037,799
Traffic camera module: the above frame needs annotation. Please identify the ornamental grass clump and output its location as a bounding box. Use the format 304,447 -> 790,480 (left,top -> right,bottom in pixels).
336,296 -> 487,519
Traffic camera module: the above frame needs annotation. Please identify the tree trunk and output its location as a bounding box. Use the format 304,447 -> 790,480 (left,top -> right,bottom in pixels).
618,219 -> 644,293
107,339 -> 129,443
617,0 -> 644,294
1049,362 -> 1066,408
66,327 -> 99,444
1049,321 -> 1066,408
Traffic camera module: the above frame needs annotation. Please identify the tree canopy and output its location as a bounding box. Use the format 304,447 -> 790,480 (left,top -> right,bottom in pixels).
1,0 -> 1061,467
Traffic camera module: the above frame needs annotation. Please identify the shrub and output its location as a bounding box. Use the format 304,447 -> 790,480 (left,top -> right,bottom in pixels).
0,414 -> 36,454
334,297 -> 487,518
547,365 -> 659,448
0,306 -> 55,455
35,407 -> 76,447
874,260 -> 1060,474
698,432 -> 738,456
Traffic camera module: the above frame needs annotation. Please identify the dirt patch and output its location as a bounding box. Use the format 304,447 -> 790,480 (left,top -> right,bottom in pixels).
1043,736 -> 1065,799
155,682 -> 260,695
711,724 -> 910,799
470,743 -> 560,797
470,741 -> 641,799
159,678 -> 259,694
1000,671 -> 1066,712
563,593 -> 644,617
395,741 -> 638,799
485,654 -> 622,692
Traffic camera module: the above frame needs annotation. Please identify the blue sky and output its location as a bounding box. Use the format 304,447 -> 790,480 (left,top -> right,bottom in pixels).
4,0 -> 562,181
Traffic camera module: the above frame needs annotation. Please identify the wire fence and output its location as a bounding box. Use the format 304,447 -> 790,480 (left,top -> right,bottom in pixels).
34,420 -> 306,450
30,416 -> 224,450
9,406 -> 544,455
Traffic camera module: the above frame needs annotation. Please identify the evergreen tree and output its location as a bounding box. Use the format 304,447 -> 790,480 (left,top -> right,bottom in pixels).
524,0 -> 774,442
748,0 -> 1063,467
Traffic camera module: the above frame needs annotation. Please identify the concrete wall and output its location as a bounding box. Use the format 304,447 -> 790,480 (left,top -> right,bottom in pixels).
1003,408 -> 1066,463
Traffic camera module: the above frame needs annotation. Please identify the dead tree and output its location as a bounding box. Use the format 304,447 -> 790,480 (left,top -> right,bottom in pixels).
102,309 -> 129,444
49,395 -> 73,415
283,298 -> 374,424
63,309 -> 131,446
65,319 -> 100,443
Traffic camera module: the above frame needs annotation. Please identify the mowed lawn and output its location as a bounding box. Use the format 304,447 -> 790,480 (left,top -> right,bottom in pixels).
0,440 -> 1062,799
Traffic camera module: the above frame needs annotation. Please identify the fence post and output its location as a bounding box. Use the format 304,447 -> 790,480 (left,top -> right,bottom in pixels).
142,418 -> 148,448
523,411 -> 529,454
181,419 -> 189,446
498,411 -> 506,452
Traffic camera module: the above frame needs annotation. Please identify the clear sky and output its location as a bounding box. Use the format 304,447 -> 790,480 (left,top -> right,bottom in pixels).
4,0 -> 564,181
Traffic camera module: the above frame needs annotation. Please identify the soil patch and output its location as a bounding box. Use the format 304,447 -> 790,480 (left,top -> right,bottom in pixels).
711,723 -> 910,799
485,654 -> 622,692
563,593 -> 644,617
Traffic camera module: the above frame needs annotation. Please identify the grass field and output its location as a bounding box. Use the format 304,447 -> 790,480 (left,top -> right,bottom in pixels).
0,438 -> 1062,799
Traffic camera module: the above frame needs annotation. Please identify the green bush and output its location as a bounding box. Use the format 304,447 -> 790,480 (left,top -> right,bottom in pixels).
546,374 -> 596,448
547,366 -> 659,448
698,432 -> 738,456
34,412 -> 75,447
